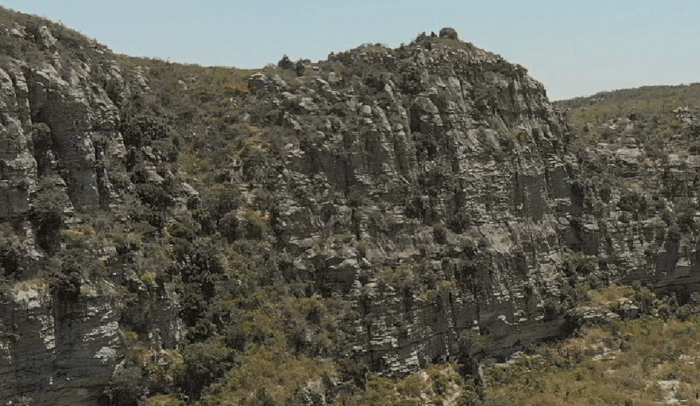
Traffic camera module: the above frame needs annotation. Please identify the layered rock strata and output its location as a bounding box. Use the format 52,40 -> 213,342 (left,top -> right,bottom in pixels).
2,17 -> 700,404
242,40 -> 576,372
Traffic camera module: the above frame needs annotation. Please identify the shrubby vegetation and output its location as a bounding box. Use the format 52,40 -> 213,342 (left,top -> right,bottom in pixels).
0,6 -> 104,65
481,284 -> 700,405
30,186 -> 66,255
334,284 -> 700,406
556,84 -> 700,154
7,7 -> 700,405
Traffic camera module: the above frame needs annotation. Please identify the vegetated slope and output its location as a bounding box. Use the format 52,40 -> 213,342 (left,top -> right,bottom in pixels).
486,86 -> 700,405
0,13 -> 574,404
2,6 -> 700,405
553,85 -> 700,299
384,283 -> 700,405
384,82 -> 700,403
557,83 -> 700,150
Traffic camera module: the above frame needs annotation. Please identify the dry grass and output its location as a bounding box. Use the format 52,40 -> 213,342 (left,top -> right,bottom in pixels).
332,363 -> 461,406
484,312 -> 700,405
579,283 -> 634,307
204,343 -> 336,405
146,394 -> 182,406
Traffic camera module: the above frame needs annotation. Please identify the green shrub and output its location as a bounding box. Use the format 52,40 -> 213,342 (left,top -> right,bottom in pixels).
0,244 -> 22,279
219,211 -> 239,243
439,27 -> 459,40
30,190 -> 65,255
201,184 -> 243,224
31,123 -> 53,176
177,339 -> 235,399
277,54 -> 294,70
172,240 -> 224,332
51,259 -> 82,302
432,372 -> 450,396
433,223 -> 447,244
135,183 -> 174,209
166,216 -> 196,241
121,115 -> 170,148
448,211 -> 471,234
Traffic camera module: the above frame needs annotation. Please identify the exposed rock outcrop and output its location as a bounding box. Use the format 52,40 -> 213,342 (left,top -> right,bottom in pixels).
239,39 -> 576,373
0,280 -> 121,404
0,18 -> 184,404
3,10 -> 700,404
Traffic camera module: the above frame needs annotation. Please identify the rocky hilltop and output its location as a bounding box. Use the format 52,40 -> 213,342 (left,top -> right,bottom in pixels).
1,9 -> 700,405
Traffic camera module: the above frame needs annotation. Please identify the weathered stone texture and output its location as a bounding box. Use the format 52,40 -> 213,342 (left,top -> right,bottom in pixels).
0,280 -> 121,405
3,20 -> 700,404
242,41 -> 576,373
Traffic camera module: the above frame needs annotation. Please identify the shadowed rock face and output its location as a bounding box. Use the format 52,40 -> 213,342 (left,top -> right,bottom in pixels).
2,14 -> 700,404
0,19 -> 184,404
0,280 -> 121,404
0,41 -> 126,404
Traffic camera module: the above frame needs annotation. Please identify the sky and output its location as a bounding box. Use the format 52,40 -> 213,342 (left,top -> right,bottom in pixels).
2,0 -> 699,101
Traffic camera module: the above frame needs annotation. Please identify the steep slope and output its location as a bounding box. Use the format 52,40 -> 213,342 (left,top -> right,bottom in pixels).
0,16 -> 576,403
238,37 -> 575,371
0,9 -> 189,404
555,86 -> 700,299
2,7 -> 700,405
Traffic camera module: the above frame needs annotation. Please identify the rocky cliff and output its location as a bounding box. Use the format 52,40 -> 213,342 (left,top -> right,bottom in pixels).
0,11 -> 186,405
250,39 -> 576,371
556,90 -> 700,301
2,9 -> 700,405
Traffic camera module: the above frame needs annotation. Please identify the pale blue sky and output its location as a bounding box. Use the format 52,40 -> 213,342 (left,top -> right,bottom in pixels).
3,0 -> 698,100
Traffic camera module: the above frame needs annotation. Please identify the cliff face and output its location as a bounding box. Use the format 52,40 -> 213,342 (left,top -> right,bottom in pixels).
0,42 -> 124,406
0,280 -> 120,404
0,15 -> 184,404
556,97 -> 700,302
245,41 -> 575,371
2,11 -> 700,405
